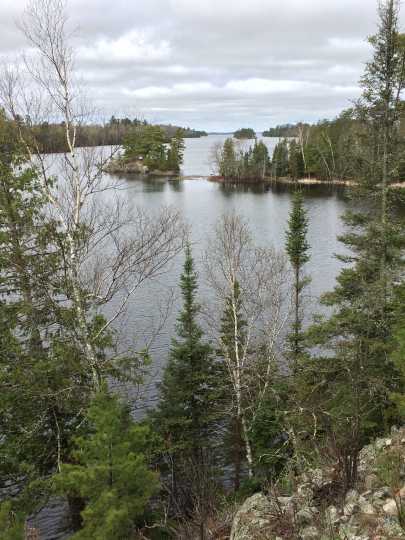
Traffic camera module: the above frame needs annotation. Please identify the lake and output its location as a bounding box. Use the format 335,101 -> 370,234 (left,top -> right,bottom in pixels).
104,135 -> 349,387
31,134 -> 350,538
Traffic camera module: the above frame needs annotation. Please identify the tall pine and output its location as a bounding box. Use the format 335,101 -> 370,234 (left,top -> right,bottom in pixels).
285,190 -> 310,368
154,245 -> 221,527
302,0 -> 405,490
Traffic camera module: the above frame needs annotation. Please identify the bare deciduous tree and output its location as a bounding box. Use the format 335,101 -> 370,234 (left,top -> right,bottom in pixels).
204,213 -> 290,477
0,0 -> 185,389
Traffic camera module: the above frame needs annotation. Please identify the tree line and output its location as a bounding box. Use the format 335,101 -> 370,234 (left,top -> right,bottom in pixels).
11,115 -> 206,154
1,0 -> 405,539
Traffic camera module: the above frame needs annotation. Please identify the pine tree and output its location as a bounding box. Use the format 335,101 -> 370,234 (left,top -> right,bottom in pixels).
219,138 -> 238,179
0,113 -> 92,513
154,245 -> 222,521
285,191 -> 310,367
55,389 -> 159,539
251,141 -> 270,179
288,140 -> 305,180
167,129 -> 185,172
271,139 -> 289,178
301,0 -> 405,490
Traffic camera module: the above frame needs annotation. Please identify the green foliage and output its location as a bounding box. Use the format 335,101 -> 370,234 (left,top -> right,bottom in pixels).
288,140 -> 305,179
166,129 -> 185,173
263,123 -> 310,138
376,443 -> 405,529
268,112 -> 364,182
271,139 -> 289,178
234,477 -> 262,501
249,379 -> 291,479
233,128 -> 256,139
10,116 -> 203,153
303,113 -> 358,181
55,389 -> 159,539
217,138 -> 270,181
155,245 -> 221,454
0,502 -> 25,540
153,246 -> 222,521
293,0 -> 405,491
285,190 -> 311,363
285,191 -> 310,271
391,285 -> 405,416
123,124 -> 184,172
0,113 -> 92,506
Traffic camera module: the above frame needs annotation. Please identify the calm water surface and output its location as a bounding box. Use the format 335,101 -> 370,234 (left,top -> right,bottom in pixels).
33,135 -> 350,538
108,135 -> 349,370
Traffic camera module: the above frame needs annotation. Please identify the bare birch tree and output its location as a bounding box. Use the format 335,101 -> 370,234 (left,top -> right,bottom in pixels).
0,0 -> 184,389
204,213 -> 290,477
297,123 -> 311,177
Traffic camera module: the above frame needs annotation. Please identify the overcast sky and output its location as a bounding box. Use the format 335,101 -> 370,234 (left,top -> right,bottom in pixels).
0,0 -> 402,131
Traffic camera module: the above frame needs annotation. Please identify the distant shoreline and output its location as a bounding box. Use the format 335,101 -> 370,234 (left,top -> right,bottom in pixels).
206,175 -> 405,189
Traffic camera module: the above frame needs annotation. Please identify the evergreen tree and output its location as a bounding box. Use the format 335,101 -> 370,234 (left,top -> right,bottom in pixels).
167,129 -> 185,172
55,389 -> 159,539
271,139 -> 289,178
0,113 -> 92,514
154,245 -> 222,520
251,140 -> 270,179
300,0 -> 405,490
285,191 -> 310,367
219,138 -> 238,179
288,140 -> 305,180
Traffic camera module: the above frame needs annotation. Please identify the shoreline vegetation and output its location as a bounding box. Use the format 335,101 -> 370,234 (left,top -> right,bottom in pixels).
105,124 -> 185,176
233,127 -> 256,139
4,0 -> 405,538
21,117 -> 207,154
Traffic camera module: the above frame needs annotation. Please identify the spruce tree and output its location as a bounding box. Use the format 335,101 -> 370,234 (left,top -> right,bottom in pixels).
55,389 -> 159,539
288,140 -> 305,180
219,138 -> 238,179
301,0 -> 405,490
0,113 -> 92,514
271,139 -> 289,178
154,245 -> 221,520
285,190 -> 310,367
167,129 -> 185,172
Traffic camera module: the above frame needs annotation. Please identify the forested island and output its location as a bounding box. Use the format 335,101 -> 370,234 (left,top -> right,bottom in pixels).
3,0 -> 405,539
104,124 -> 185,176
262,122 -> 311,137
233,127 -> 256,139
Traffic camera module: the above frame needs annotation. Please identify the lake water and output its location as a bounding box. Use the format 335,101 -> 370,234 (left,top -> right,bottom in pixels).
105,135 -> 349,385
31,134 -> 350,538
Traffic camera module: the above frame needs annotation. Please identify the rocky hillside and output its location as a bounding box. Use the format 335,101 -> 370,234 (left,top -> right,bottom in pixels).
231,428 -> 405,539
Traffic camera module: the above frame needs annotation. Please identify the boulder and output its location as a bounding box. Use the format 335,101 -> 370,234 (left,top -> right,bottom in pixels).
383,498 -> 398,516
230,493 -> 273,540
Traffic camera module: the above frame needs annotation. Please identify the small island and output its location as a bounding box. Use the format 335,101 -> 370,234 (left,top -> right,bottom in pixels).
233,127 -> 256,139
105,124 -> 185,176
262,122 -> 310,137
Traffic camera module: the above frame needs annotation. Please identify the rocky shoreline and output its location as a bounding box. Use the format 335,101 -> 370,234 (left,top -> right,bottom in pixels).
103,158 -> 179,177
208,175 -> 405,189
231,427 -> 405,540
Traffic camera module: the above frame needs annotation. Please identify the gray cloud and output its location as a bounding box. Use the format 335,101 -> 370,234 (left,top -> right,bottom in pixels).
0,0 -> 401,130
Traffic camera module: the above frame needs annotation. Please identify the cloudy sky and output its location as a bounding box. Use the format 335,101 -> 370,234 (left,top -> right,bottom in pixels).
0,0 -> 402,131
